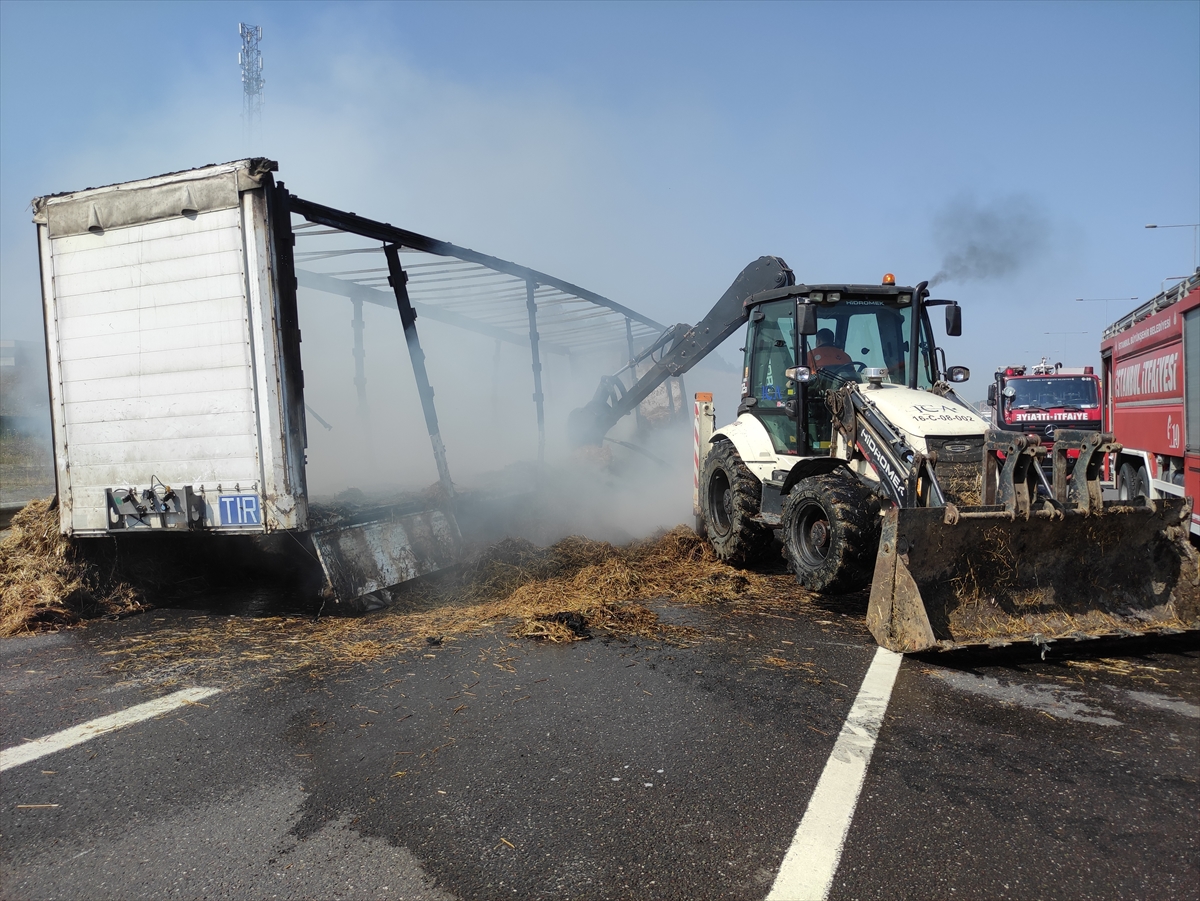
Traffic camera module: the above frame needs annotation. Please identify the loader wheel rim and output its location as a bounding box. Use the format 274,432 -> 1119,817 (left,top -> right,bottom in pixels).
796,503 -> 832,564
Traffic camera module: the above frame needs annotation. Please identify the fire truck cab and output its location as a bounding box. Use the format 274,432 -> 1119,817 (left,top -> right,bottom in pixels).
986,359 -> 1103,474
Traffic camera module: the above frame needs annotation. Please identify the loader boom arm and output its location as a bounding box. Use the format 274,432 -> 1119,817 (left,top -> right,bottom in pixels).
837,386 -> 946,509
568,256 -> 795,447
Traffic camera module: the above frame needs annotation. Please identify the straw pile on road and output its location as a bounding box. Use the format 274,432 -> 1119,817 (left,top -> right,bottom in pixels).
0,498 -> 143,636
86,527 -> 810,688
378,526 -> 786,644
1,496 -> 802,649
2,496 -> 829,688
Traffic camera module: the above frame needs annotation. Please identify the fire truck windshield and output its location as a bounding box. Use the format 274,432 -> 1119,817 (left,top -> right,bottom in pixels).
1008,376 -> 1099,410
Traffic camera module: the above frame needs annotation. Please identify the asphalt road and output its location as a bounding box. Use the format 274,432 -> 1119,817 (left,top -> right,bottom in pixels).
2,597 -> 1197,901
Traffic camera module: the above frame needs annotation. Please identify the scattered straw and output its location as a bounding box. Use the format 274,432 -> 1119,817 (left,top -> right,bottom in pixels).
372,525 -> 790,646
937,462 -> 982,507
3,494 -> 835,684
0,498 -> 143,636
1064,657 -> 1179,680
69,526 -> 821,686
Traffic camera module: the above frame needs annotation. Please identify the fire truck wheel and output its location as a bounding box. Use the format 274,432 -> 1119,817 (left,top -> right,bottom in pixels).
1117,463 -> 1134,501
1118,462 -> 1148,502
701,440 -> 772,566
782,469 -> 881,593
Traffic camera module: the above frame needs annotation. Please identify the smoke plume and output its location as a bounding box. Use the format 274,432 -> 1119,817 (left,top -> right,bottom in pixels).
929,194 -> 1050,287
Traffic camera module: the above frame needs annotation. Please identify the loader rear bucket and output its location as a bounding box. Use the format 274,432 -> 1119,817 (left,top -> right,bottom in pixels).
867,498 -> 1200,652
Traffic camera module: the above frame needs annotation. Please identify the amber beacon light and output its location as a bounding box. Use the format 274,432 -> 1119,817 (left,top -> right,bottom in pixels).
882,273 -> 896,285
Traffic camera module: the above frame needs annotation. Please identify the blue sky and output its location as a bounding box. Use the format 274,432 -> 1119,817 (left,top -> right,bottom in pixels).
2,0 -> 1197,402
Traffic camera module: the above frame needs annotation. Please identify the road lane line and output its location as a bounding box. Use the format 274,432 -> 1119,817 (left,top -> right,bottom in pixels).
767,647 -> 903,901
1,686 -> 221,772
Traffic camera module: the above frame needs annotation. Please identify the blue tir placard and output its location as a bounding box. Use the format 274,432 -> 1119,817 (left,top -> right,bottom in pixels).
218,494 -> 261,526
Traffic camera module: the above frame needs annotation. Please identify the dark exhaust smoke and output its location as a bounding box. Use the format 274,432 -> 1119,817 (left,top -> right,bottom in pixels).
929,194 -> 1050,287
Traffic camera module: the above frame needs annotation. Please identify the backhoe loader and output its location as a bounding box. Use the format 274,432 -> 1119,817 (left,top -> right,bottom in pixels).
570,257 -> 1199,652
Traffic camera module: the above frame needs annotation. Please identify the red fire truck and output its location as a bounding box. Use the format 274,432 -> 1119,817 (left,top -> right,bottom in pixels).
1100,268 -> 1200,537
987,358 -> 1103,453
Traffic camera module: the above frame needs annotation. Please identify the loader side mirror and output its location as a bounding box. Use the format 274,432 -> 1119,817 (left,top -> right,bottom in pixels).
798,303 -> 818,335
946,365 -> 970,383
987,384 -> 997,406
945,304 -> 962,337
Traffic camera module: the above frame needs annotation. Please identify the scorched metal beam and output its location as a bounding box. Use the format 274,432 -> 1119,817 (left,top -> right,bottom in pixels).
295,268 -> 570,356
287,193 -> 665,332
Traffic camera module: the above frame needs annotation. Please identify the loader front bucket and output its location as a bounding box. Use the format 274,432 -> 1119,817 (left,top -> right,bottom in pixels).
867,498 -> 1200,652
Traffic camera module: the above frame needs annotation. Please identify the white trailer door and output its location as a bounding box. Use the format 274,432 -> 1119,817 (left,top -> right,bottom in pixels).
41,183 -> 264,534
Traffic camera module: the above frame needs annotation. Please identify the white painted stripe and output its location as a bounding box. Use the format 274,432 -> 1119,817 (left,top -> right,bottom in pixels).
767,647 -> 903,901
0,687 -> 220,772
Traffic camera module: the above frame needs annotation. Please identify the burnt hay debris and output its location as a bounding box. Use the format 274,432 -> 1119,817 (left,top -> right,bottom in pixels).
3,499 -> 820,683
0,498 -> 143,635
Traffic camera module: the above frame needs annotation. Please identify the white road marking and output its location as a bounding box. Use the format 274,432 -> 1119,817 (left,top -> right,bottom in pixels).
767,647 -> 903,901
0,686 -> 221,772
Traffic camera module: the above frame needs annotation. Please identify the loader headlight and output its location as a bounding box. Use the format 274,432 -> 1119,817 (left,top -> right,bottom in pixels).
785,366 -> 813,383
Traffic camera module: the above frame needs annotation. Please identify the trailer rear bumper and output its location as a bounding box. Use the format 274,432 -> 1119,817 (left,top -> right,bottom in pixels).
310,507 -> 462,607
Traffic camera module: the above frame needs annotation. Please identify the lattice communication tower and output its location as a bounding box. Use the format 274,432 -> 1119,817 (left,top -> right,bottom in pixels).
239,23 -> 264,147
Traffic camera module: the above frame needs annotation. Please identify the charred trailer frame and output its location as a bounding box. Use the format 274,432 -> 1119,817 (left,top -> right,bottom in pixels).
33,159 -> 666,608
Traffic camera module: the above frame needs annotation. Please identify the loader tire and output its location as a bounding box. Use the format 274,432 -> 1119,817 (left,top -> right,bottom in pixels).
782,469 -> 880,593
701,440 -> 771,566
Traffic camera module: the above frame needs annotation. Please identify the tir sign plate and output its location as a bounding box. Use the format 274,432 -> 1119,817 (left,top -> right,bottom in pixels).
219,494 -> 261,526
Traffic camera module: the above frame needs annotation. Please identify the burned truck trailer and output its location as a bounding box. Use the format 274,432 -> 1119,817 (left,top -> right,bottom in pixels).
33,158 -> 663,605
32,158 -> 458,603
35,160 -> 310,536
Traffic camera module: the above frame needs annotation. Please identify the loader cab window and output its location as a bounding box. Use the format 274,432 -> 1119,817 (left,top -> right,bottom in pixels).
802,300 -> 936,451
806,302 -> 935,390
744,301 -> 798,454
745,297 -> 940,456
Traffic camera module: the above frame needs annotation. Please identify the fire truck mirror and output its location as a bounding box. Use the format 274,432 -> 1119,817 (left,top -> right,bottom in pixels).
987,384 -> 997,406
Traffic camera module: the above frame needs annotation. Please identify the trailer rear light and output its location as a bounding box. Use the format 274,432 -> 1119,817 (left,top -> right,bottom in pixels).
882,273 -> 896,285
